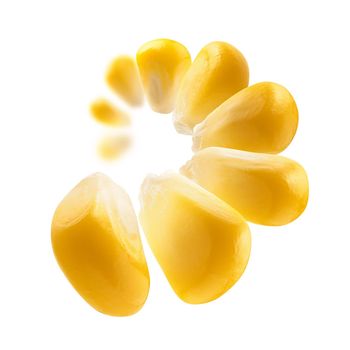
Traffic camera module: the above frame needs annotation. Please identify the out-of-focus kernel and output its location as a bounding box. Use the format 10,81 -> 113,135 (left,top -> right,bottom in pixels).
90,98 -> 130,127
105,56 -> 144,107
97,133 -> 131,161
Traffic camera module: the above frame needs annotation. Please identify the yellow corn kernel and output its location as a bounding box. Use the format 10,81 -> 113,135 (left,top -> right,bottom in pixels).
139,172 -> 251,304
192,82 -> 298,154
173,41 -> 249,134
105,55 -> 144,106
51,173 -> 150,316
97,133 -> 131,161
137,39 -> 191,114
90,98 -> 130,126
181,147 -> 309,226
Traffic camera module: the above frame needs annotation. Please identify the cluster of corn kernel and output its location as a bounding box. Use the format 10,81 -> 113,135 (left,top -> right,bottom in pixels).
90,97 -> 131,160
90,55 -> 145,160
52,39 -> 309,316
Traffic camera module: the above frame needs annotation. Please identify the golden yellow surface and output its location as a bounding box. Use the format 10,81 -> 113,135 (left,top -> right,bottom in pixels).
51,173 -> 150,316
90,98 -> 130,126
105,56 -> 144,106
139,172 -> 251,304
192,82 -> 298,154
97,133 -> 131,161
137,39 -> 191,114
181,148 -> 309,226
173,41 -> 249,134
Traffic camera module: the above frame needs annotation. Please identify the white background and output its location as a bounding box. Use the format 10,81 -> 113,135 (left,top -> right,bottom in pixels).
0,0 -> 349,349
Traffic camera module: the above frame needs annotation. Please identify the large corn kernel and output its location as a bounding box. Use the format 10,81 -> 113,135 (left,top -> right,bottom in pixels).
173,41 -> 249,134
192,82 -> 298,154
90,98 -> 130,126
136,39 -> 191,114
181,147 -> 309,226
105,56 -> 144,106
139,172 -> 251,304
51,173 -> 150,316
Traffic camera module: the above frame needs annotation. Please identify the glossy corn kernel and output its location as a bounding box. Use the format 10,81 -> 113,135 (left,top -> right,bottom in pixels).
193,82 -> 298,154
97,133 -> 131,161
139,172 -> 251,304
137,39 -> 191,114
181,147 -> 309,226
105,56 -> 144,106
90,98 -> 130,126
173,41 -> 249,134
51,173 -> 150,316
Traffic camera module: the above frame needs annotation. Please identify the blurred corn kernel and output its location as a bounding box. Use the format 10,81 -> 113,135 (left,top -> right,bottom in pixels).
97,133 -> 131,161
106,55 -> 144,106
90,98 -> 130,126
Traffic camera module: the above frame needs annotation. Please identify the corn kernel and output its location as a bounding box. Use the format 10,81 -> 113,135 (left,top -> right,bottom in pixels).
105,56 -> 144,106
173,41 -> 249,134
139,172 -> 251,304
97,133 -> 131,161
181,147 -> 309,226
90,98 -> 130,126
51,173 -> 150,316
192,82 -> 298,154
137,39 -> 191,114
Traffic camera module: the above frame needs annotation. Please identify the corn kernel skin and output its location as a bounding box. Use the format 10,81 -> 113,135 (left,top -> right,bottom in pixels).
139,172 -> 251,304
192,82 -> 298,154
51,173 -> 150,316
181,148 -> 309,226
90,98 -> 130,126
137,39 -> 191,114
173,41 -> 249,134
105,56 -> 144,106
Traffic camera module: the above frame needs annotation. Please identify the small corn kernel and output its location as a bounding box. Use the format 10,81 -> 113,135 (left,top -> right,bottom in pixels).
51,173 -> 150,316
192,82 -> 298,154
139,172 -> 251,304
181,147 -> 309,226
97,133 -> 131,161
173,41 -> 249,134
105,56 -> 144,106
90,98 -> 130,126
137,38 -> 191,114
